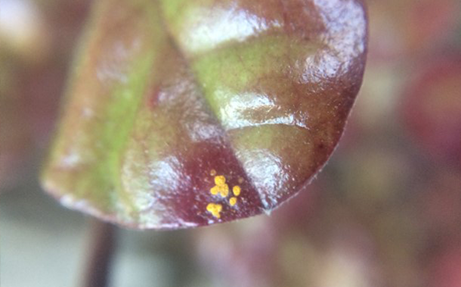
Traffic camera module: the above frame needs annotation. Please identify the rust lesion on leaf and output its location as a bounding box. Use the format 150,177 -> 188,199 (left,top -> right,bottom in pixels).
229,197 -> 237,206
232,185 -> 241,196
206,203 -> 222,218
206,171 -> 244,218
210,175 -> 229,197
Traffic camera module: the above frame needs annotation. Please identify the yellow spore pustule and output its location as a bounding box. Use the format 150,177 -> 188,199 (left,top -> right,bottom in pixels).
233,185 -> 241,196
229,197 -> 237,206
206,203 -> 222,218
214,175 -> 226,185
210,175 -> 229,197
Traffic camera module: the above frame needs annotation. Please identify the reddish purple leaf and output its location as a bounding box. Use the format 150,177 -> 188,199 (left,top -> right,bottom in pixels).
42,0 -> 368,229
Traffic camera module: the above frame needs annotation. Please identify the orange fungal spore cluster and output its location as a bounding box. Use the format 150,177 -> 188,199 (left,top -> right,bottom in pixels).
206,171 -> 243,218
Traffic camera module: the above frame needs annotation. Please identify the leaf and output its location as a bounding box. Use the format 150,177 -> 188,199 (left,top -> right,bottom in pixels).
41,0 -> 368,229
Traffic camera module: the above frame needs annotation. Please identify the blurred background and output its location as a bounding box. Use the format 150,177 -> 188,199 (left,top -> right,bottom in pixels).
1,0 -> 461,286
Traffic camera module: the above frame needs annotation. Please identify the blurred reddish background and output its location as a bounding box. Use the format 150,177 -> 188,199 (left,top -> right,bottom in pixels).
1,0 -> 461,286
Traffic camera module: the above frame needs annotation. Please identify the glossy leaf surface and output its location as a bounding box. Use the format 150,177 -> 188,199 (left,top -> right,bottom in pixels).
42,0 -> 367,229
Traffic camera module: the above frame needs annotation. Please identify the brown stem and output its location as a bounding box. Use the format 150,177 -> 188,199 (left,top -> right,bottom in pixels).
81,219 -> 117,287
